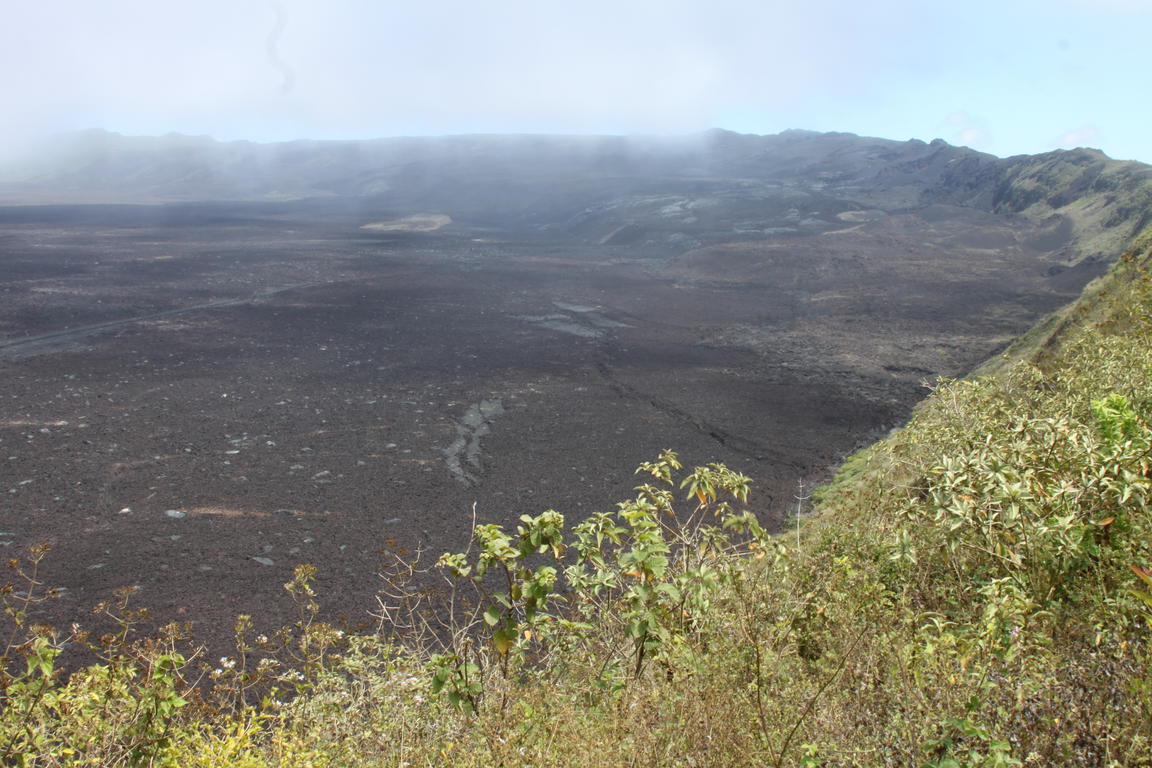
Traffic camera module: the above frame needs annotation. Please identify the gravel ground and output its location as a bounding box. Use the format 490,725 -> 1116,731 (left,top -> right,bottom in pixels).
0,201 -> 1090,653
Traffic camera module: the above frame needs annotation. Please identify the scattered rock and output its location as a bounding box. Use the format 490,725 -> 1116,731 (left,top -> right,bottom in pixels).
164,509 -> 186,519
251,557 -> 274,566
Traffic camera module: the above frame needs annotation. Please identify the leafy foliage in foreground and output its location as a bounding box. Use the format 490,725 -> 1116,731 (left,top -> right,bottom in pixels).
2,251 -> 1151,766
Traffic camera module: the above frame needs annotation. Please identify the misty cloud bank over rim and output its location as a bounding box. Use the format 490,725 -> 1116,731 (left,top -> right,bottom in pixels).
2,127 -> 1147,281
3,0 -> 1151,162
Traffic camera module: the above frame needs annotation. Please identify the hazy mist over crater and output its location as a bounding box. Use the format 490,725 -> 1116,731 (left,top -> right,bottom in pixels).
3,0 -> 1152,163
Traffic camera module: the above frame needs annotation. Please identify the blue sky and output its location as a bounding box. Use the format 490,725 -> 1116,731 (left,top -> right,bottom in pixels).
4,0 -> 1151,161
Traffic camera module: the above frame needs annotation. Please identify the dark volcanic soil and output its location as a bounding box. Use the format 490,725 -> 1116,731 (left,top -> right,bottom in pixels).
0,200 -> 1091,651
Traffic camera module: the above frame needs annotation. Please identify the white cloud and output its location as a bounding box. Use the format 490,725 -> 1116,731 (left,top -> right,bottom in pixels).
942,112 -> 993,150
1058,0 -> 1152,8
1052,124 -> 1103,149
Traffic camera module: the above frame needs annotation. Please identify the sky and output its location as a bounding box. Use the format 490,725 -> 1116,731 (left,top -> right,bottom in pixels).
3,0 -> 1152,162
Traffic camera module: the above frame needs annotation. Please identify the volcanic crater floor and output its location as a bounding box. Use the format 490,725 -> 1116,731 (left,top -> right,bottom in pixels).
0,202 -> 1088,650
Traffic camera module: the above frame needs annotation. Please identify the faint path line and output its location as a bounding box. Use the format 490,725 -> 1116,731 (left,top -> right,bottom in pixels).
0,281 -> 328,358
593,358 -> 799,468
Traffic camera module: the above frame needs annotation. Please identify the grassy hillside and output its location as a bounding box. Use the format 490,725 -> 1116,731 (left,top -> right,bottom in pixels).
992,150 -> 1152,265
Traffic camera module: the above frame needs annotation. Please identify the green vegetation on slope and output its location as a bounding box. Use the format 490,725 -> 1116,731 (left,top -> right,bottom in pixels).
3,255 -> 1152,766
993,150 -> 1152,265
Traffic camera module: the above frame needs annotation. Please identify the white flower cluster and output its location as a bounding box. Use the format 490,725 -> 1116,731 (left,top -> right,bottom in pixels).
211,656 -> 238,677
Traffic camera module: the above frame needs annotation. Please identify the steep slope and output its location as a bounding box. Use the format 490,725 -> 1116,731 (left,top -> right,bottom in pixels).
992,149 -> 1152,263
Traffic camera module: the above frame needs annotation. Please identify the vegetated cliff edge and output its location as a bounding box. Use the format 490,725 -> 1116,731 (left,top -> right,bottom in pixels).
776,222 -> 1152,766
